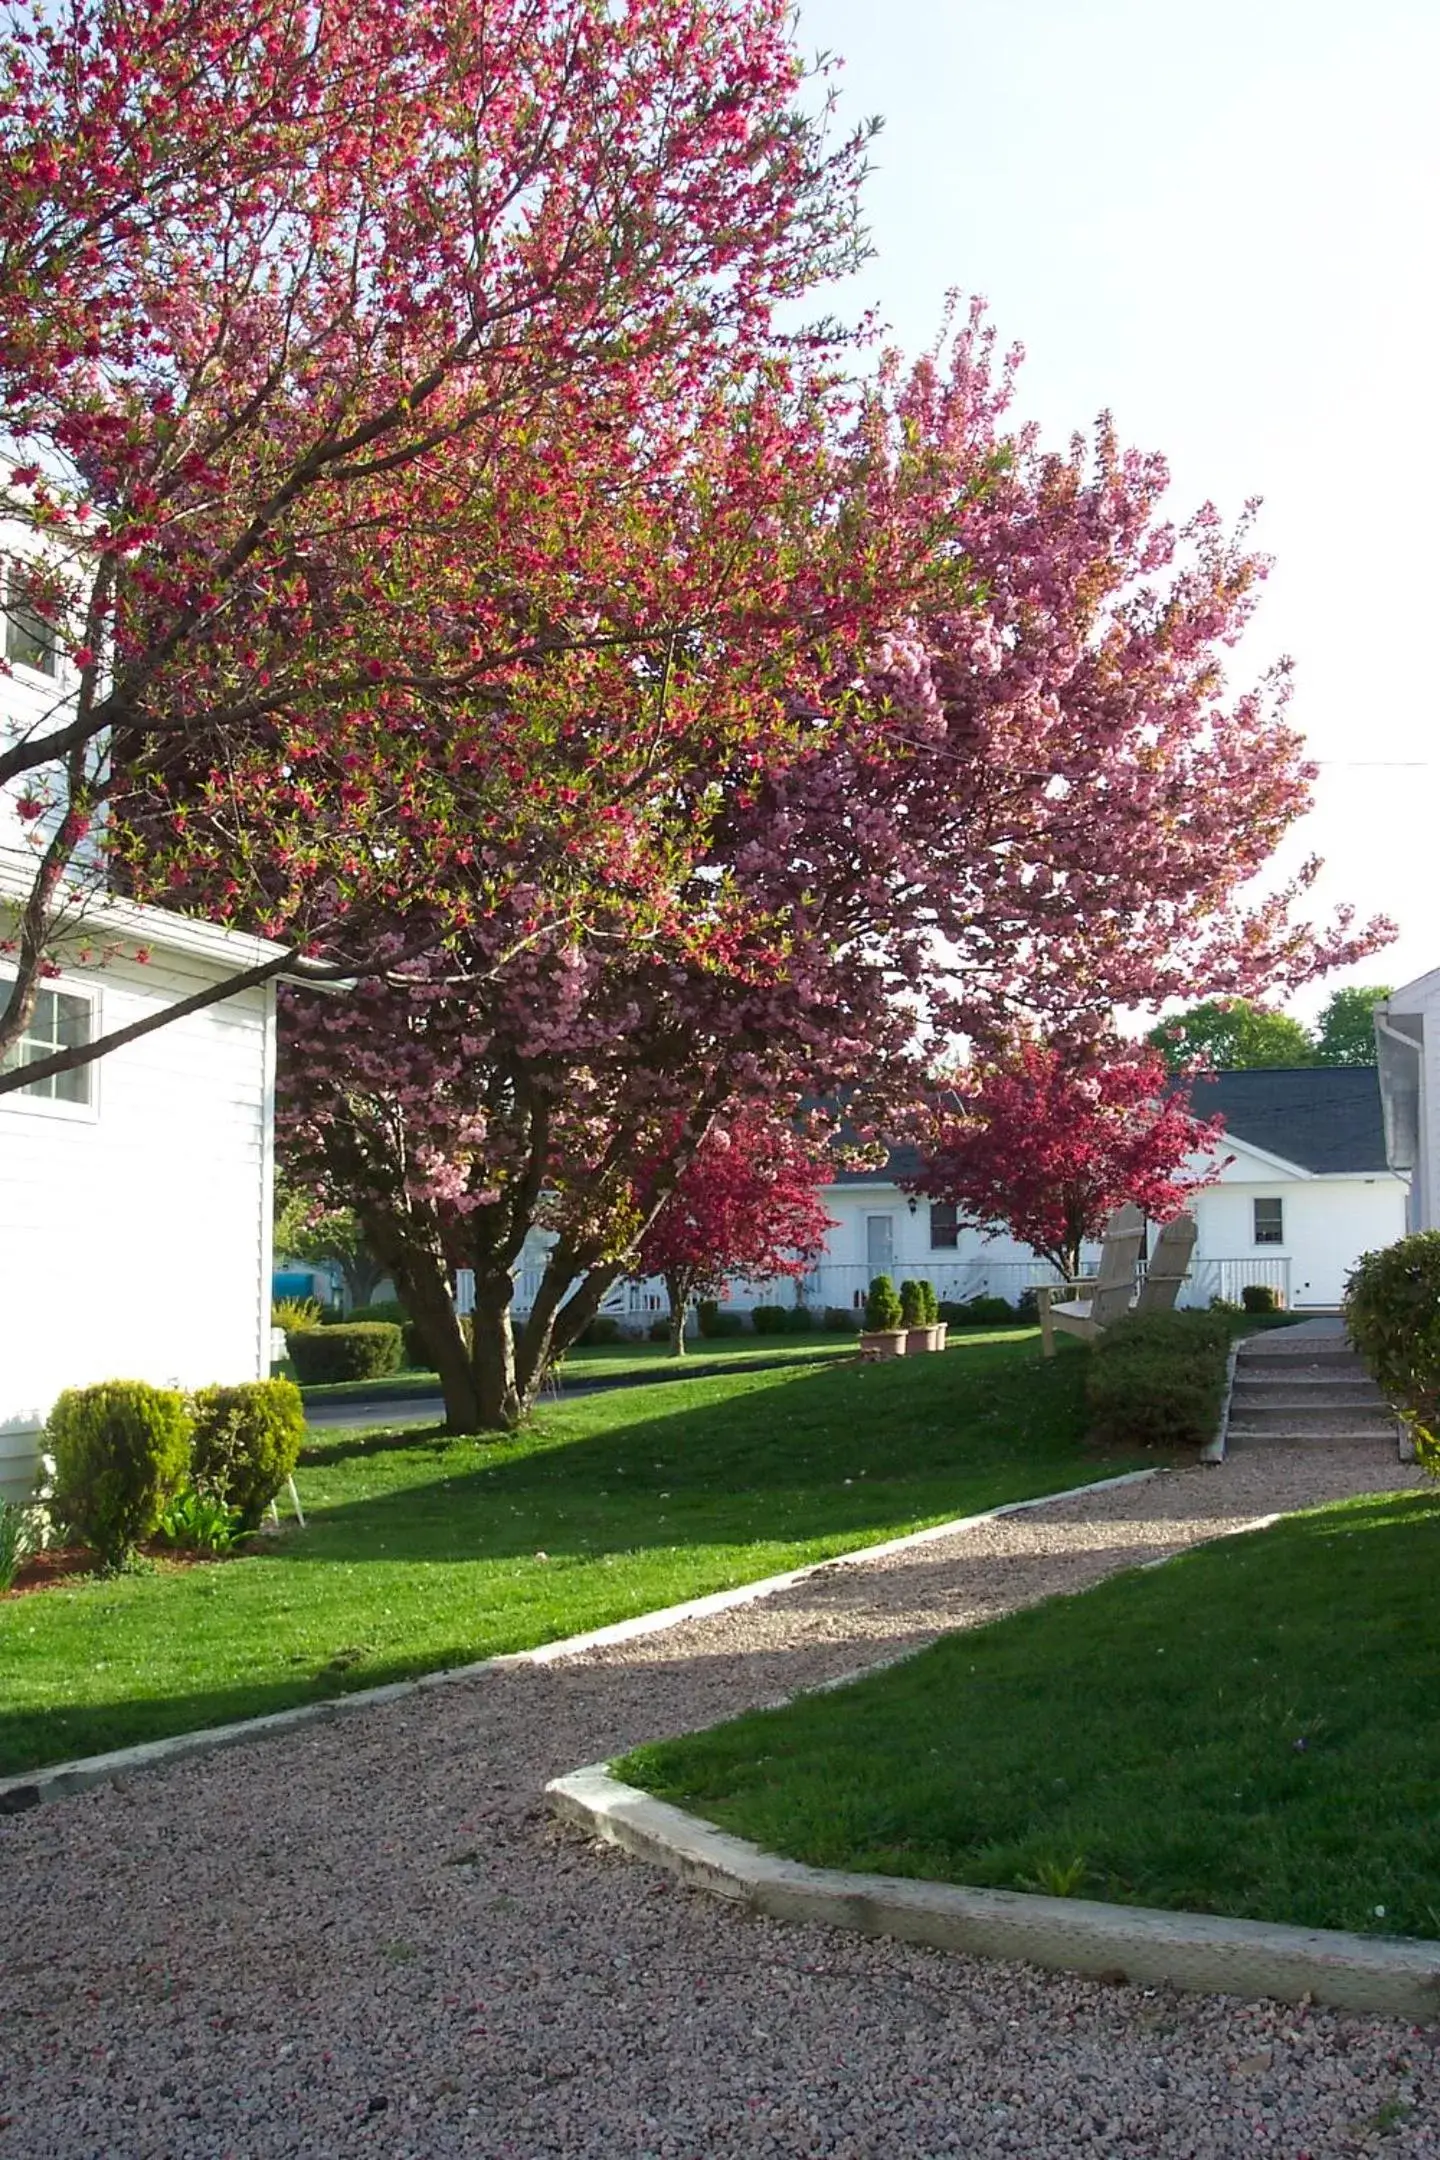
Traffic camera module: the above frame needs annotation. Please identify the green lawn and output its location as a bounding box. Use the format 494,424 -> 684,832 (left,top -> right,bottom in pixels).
299,1332 -> 869,1404
620,1487 -> 1440,1941
0,1333 -> 1119,1777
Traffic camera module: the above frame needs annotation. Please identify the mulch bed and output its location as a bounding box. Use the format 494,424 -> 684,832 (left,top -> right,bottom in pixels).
2,1538 -> 257,1600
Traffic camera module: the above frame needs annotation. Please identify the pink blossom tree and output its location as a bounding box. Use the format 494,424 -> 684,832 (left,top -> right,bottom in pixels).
629,1113 -> 836,1354
905,1041 -> 1228,1281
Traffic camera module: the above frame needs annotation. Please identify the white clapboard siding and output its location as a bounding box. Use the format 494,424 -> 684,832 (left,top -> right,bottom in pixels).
0,935 -> 276,1503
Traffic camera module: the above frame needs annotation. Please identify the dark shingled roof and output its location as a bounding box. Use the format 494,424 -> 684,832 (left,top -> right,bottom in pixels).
1181,1066 -> 1390,1175
832,1065 -> 1390,1185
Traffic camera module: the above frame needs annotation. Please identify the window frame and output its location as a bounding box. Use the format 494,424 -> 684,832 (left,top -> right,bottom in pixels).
0,974 -> 101,1121
4,559 -> 61,682
1252,1196 -> 1285,1247
929,1200 -> 960,1251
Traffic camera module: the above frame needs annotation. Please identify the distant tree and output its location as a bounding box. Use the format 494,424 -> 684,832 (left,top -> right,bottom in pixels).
273,1179 -> 387,1311
1147,998 -> 1316,1071
906,1042 -> 1226,1281
630,1115 -> 836,1356
1314,985 -> 1393,1067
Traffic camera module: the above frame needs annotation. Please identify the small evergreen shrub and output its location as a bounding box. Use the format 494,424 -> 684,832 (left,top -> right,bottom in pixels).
823,1306 -> 860,1333
900,1279 -> 926,1327
1208,1295 -> 1242,1315
917,1281 -> 939,1325
864,1275 -> 903,1331
1086,1310 -> 1232,1451
272,1295 -> 323,1333
696,1300 -> 744,1339
647,1316 -> 672,1342
1015,1286 -> 1040,1323
782,1304 -> 814,1333
286,1322 -> 402,1384
577,1314 -> 623,1347
189,1378 -> 306,1530
329,1300 -> 407,1328
1241,1283 -> 1281,1314
48,1380 -> 192,1566
1345,1232 -> 1440,1468
750,1304 -> 789,1334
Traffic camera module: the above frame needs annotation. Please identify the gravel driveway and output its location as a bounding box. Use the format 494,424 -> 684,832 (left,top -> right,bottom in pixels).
2,1437 -> 1435,2159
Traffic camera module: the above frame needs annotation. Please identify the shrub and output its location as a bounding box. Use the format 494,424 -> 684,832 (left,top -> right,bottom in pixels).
190,1379 -> 306,1530
286,1323 -> 403,1385
917,1280 -> 939,1325
695,1301 -> 745,1338
647,1316 -> 672,1342
1345,1232 -> 1440,1468
1086,1309 -> 1232,1451
48,1380 -> 191,1566
327,1299 -> 407,1328
864,1275 -> 903,1331
577,1314 -> 624,1347
899,1280 -> 925,1328
823,1306 -> 860,1334
0,1500 -> 26,1590
782,1304 -> 814,1333
157,1486 -> 243,1554
1015,1286 -> 1040,1324
1208,1294 -> 1242,1315
1241,1283 -> 1281,1314
750,1303 -> 789,1334
272,1295 -> 323,1332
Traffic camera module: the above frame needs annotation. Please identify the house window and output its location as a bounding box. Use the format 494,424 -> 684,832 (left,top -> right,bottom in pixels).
1253,1197 -> 1284,1246
4,565 -> 58,678
929,1201 -> 960,1250
1,985 -> 94,1104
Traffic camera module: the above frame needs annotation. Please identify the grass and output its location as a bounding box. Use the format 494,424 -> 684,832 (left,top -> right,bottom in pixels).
619,1487 -> 1440,1941
298,1333 -> 868,1401
0,1331 -> 1126,1777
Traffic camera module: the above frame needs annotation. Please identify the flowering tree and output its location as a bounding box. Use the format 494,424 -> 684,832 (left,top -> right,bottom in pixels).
629,1113 -> 836,1354
0,0 -> 873,1086
270,312 -> 1387,1430
905,1042 -> 1228,1281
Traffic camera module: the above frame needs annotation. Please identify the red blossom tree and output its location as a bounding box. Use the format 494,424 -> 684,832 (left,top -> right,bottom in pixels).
0,0 -> 875,1083
905,1041 -> 1229,1281
269,312 -> 1388,1431
630,1112 -> 836,1354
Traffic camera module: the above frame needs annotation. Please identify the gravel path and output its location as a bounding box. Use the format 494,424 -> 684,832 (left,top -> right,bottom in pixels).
2,1436 -> 1435,2159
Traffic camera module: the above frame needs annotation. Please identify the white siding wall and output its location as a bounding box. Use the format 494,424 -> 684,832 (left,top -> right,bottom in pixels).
0,943 -> 274,1501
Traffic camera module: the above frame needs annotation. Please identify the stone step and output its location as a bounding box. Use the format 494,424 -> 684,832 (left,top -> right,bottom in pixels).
1236,1343 -> 1360,1370
1230,1378 -> 1386,1407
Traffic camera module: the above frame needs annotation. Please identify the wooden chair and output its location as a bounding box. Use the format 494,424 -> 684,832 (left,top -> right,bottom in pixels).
1134,1212 -> 1198,1314
1036,1204 -> 1147,1358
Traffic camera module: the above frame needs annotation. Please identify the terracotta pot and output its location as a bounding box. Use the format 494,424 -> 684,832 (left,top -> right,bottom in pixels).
859,1328 -> 908,1359
933,1322 -> 949,1351
904,1325 -> 940,1355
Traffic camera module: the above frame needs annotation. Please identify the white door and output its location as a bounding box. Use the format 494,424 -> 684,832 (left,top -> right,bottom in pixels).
865,1214 -> 895,1274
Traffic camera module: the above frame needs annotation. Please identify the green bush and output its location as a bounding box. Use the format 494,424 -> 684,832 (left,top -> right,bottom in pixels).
1241,1283 -> 1281,1314
272,1295 -> 323,1333
782,1303 -> 815,1333
1345,1232 -> 1440,1468
900,1280 -> 926,1327
823,1306 -> 860,1333
696,1300 -> 745,1339
864,1275 -> 903,1331
329,1300 -> 407,1328
647,1316 -> 672,1342
48,1380 -> 191,1566
189,1378 -> 306,1530
286,1323 -> 402,1385
1208,1294 -> 1243,1315
750,1304 -> 789,1334
157,1486 -> 243,1554
938,1294 -> 1017,1327
917,1280 -> 939,1325
1015,1286 -> 1040,1323
1086,1309 -> 1232,1451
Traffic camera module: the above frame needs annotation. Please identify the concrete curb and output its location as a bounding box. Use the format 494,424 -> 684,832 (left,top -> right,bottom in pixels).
547,1763 -> 1440,2020
0,1469 -> 1160,1815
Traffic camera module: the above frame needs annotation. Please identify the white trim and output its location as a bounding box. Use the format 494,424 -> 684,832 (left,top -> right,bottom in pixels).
0,847 -> 293,974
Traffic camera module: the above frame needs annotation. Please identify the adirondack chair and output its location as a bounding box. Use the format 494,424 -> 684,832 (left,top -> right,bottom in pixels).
1036,1204 -> 1147,1358
1134,1212 -> 1198,1314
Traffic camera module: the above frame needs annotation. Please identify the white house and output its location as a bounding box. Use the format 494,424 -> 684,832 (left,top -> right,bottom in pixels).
487,1065 -> 1406,1332
0,534 -> 290,1504
1374,971 -> 1440,1230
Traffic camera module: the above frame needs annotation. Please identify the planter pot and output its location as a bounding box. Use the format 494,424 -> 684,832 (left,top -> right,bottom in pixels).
933,1322 -> 948,1351
860,1328 -> 908,1360
904,1325 -> 941,1355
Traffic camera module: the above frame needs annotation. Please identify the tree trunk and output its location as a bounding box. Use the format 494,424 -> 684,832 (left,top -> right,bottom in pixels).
664,1271 -> 689,1357
371,1232 -> 481,1432
468,1262 -> 526,1429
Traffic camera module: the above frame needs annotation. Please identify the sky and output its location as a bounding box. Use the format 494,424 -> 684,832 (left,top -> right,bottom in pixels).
796,0 -> 1440,1018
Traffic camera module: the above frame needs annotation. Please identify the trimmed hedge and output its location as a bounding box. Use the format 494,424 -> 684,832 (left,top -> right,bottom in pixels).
1345,1231 -> 1440,1469
328,1300 -> 407,1329
696,1300 -> 745,1339
864,1275 -> 903,1331
1086,1309 -> 1232,1451
751,1304 -> 815,1335
287,1322 -> 403,1384
49,1380 -> 191,1567
937,1294 -> 1018,1327
576,1314 -> 623,1347
1241,1283 -> 1281,1314
190,1379 -> 306,1530
823,1306 -> 860,1333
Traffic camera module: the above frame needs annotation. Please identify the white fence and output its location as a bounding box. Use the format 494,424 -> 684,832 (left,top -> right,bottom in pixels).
459,1252 -> 1293,1323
